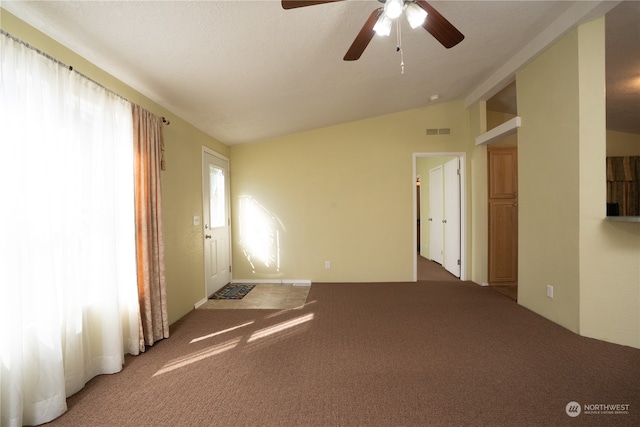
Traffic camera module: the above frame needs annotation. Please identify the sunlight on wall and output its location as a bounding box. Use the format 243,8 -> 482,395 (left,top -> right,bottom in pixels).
238,195 -> 285,275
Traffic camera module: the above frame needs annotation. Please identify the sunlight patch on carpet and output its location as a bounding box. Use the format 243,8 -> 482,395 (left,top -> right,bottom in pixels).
189,321 -> 255,344
153,339 -> 240,377
247,313 -> 314,342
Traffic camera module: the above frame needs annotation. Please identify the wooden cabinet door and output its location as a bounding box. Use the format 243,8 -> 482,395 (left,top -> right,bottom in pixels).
489,148 -> 518,199
488,200 -> 518,283
488,147 -> 518,284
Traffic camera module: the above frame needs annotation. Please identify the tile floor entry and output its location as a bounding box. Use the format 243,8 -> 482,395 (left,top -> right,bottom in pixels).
199,283 -> 310,310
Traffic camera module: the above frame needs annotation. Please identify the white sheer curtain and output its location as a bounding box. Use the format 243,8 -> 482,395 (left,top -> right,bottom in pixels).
0,33 -> 140,426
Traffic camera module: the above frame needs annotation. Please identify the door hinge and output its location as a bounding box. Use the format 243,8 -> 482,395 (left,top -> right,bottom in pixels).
457,259 -> 461,266
457,168 -> 460,176
229,265 -> 232,273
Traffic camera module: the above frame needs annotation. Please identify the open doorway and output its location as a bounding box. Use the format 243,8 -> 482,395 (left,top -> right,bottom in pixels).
413,152 -> 467,282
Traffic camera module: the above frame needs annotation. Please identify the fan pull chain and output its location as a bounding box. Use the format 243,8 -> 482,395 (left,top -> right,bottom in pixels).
396,21 -> 405,74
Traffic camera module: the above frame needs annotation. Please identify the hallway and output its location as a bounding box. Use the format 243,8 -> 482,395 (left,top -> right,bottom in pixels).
417,255 -> 460,282
417,254 -> 517,301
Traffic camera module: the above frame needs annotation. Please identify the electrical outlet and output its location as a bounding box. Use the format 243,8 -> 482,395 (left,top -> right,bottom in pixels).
546,285 -> 554,299
325,261 -> 331,270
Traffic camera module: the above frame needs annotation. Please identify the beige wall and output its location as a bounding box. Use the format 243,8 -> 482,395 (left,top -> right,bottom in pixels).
517,23 -> 584,333
161,124 -> 228,323
2,11 -> 230,324
517,17 -> 639,348
230,102 -> 472,283
577,20 -> 640,349
468,102 -> 489,285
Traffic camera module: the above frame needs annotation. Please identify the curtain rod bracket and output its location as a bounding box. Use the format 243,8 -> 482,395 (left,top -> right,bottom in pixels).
162,117 -> 170,125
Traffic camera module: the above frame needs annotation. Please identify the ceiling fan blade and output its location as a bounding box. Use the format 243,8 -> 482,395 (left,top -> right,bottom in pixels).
344,8 -> 383,61
416,0 -> 464,48
281,0 -> 344,10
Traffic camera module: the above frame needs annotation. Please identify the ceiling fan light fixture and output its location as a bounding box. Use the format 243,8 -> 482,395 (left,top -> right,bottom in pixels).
383,0 -> 404,20
373,14 -> 393,37
405,2 -> 427,29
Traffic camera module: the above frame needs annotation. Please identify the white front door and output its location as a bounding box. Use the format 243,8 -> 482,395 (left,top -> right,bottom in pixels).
429,166 -> 443,264
443,158 -> 461,277
203,150 -> 231,296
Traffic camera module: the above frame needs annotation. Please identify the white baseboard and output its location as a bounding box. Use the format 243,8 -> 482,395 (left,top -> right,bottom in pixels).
284,279 -> 311,286
480,282 -> 489,287
232,279 -> 312,286
194,297 -> 208,309
231,279 -> 281,284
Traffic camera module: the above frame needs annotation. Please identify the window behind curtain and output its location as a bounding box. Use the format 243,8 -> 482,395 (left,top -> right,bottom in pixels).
0,32 -> 139,427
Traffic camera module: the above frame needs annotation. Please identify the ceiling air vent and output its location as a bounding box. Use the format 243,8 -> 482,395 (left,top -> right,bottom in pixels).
426,128 -> 452,135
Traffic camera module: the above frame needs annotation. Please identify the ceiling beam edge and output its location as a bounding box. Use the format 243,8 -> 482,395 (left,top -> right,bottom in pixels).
464,0 -> 622,109
475,116 -> 521,146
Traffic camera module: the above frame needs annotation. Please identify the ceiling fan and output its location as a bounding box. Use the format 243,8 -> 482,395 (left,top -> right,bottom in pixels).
281,0 -> 464,61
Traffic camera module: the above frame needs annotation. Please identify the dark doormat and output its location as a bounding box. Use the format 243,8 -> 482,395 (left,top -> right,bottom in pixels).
209,284 -> 256,300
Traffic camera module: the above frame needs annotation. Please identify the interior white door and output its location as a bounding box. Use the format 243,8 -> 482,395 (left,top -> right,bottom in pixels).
429,166 -> 444,264
203,151 -> 231,296
443,158 -> 461,277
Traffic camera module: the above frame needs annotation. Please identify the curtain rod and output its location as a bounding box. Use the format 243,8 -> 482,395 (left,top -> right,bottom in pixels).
1,29 -> 170,125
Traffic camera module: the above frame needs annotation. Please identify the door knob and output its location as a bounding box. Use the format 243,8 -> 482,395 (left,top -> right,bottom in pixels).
205,234 -> 212,239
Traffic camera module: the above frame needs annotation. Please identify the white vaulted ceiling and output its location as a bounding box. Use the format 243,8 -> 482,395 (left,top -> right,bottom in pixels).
2,1 -> 638,144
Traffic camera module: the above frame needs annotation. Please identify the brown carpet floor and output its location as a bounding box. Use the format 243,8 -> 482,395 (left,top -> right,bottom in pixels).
418,255 -> 518,302
46,281 -> 639,426
491,283 -> 518,301
417,255 -> 460,281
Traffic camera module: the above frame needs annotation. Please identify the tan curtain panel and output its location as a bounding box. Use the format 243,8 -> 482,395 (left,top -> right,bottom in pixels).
133,104 -> 169,351
606,156 -> 640,216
